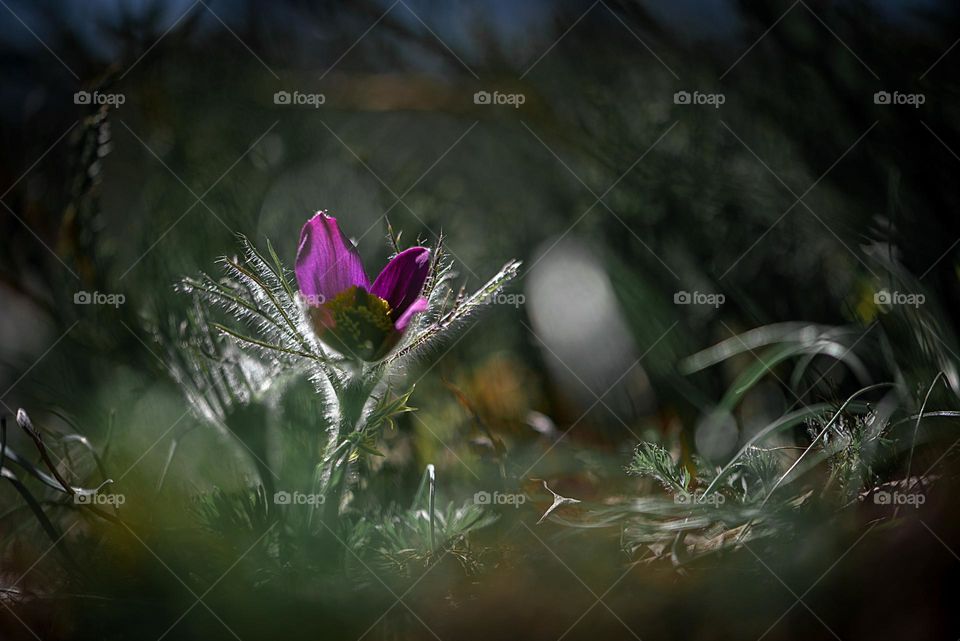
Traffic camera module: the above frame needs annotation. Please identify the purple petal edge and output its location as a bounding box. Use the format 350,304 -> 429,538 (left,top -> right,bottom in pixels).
370,246 -> 431,318
295,212 -> 369,304
394,297 -> 428,332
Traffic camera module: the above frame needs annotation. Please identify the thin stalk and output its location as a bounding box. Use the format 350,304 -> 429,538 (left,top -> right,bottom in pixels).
903,372 -> 947,490
321,437 -> 350,532
897,372 -> 947,519
427,464 -> 436,552
321,370 -> 376,536
760,383 -> 895,509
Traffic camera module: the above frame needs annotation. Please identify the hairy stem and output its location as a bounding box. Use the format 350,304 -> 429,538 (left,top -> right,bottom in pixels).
321,370 -> 375,535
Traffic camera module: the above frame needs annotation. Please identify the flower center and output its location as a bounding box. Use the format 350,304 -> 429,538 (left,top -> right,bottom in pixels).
316,286 -> 396,360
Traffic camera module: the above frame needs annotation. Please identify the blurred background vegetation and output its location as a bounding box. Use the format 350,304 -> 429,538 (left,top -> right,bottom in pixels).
2,0 -> 960,639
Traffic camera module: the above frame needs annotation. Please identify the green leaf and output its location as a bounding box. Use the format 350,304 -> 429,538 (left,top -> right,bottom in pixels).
627,442 -> 690,494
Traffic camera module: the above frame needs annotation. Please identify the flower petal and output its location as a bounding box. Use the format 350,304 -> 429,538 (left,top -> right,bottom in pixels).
370,247 -> 430,318
295,212 -> 368,304
393,297 -> 428,332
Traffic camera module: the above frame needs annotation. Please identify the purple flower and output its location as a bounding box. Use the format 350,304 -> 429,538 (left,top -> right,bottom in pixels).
295,212 -> 430,361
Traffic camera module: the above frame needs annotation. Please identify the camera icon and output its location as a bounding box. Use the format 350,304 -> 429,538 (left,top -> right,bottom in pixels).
874,91 -> 891,105
473,491 -> 491,505
674,493 -> 691,505
473,91 -> 491,105
874,290 -> 892,305
273,490 -> 291,505
74,291 -> 92,304
74,91 -> 91,105
74,492 -> 93,504
274,91 -> 291,105
873,490 -> 891,505
673,291 -> 691,304
673,90 -> 691,105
